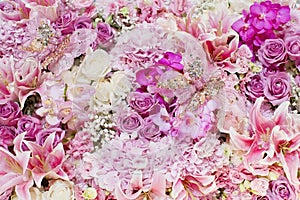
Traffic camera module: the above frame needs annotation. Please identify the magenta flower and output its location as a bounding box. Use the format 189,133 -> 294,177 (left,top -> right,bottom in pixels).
0,126 -> 16,149
96,22 -> 114,45
135,66 -> 163,86
17,115 -> 42,142
157,52 -> 184,71
232,17 -> 255,43
249,1 -> 277,30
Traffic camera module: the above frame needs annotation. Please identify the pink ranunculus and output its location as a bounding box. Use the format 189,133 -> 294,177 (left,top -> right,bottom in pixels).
258,39 -> 287,67
127,92 -> 155,114
0,101 -> 22,126
285,34 -> 300,61
250,178 -> 270,196
264,72 -> 290,106
0,126 -> 16,149
245,74 -> 266,101
269,176 -> 297,200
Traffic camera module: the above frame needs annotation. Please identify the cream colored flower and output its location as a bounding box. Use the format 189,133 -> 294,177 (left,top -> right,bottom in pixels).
110,71 -> 132,98
95,80 -> 112,104
43,180 -> 75,200
11,187 -> 43,200
77,48 -> 111,84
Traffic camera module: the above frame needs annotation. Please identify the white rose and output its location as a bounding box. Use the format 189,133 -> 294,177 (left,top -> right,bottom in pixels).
95,80 -> 112,103
77,48 -> 111,84
43,180 -> 74,200
11,187 -> 43,200
110,71 -> 132,97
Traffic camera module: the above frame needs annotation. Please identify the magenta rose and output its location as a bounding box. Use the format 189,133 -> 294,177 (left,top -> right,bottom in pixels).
36,127 -> 65,146
127,92 -> 155,114
0,101 -> 22,126
73,16 -> 92,30
269,176 -> 296,200
245,75 -> 266,101
138,119 -> 161,141
258,39 -> 287,67
117,111 -> 144,133
17,115 -> 42,141
96,22 -> 114,44
285,34 -> 300,61
264,72 -> 290,106
0,126 -> 16,149
53,12 -> 75,35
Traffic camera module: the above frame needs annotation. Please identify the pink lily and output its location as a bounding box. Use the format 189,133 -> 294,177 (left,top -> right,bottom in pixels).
115,171 -> 169,200
171,175 -> 217,200
271,125 -> 300,187
230,97 -> 300,188
24,132 -> 68,188
0,133 -> 33,200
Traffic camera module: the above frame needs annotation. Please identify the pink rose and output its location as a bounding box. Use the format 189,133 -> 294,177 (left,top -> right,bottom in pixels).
117,111 -> 144,133
96,22 -> 114,45
0,126 -> 16,149
264,72 -> 290,106
258,39 -> 287,67
127,92 -> 155,114
69,0 -> 94,9
245,75 -> 265,101
269,176 -> 297,200
36,127 -> 65,147
0,101 -> 22,126
53,12 -> 75,35
73,16 -> 92,30
0,0 -> 30,21
285,34 -> 300,61
138,119 -> 161,141
17,115 -> 42,141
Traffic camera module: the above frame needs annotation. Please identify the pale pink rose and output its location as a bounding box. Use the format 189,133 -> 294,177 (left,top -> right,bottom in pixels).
250,178 -> 270,196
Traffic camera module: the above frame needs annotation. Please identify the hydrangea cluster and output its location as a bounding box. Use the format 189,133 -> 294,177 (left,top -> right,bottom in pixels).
0,0 -> 299,200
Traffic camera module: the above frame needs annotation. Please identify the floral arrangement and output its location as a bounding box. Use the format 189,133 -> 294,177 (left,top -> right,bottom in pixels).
0,0 -> 300,199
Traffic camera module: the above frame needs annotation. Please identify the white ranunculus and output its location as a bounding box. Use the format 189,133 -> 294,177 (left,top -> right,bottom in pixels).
77,48 -> 111,84
43,180 -> 74,200
110,71 -> 132,98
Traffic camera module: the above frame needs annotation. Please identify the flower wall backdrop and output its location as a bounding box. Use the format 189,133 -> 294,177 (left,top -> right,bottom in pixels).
0,0 -> 299,199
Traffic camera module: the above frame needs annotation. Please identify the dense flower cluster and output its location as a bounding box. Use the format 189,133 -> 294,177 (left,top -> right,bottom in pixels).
0,0 -> 299,200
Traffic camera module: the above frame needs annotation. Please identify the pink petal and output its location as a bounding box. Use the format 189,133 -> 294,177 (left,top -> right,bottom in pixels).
151,172 -> 166,196
15,179 -> 33,200
229,127 -> 253,150
115,181 -> 142,200
278,151 -> 300,187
